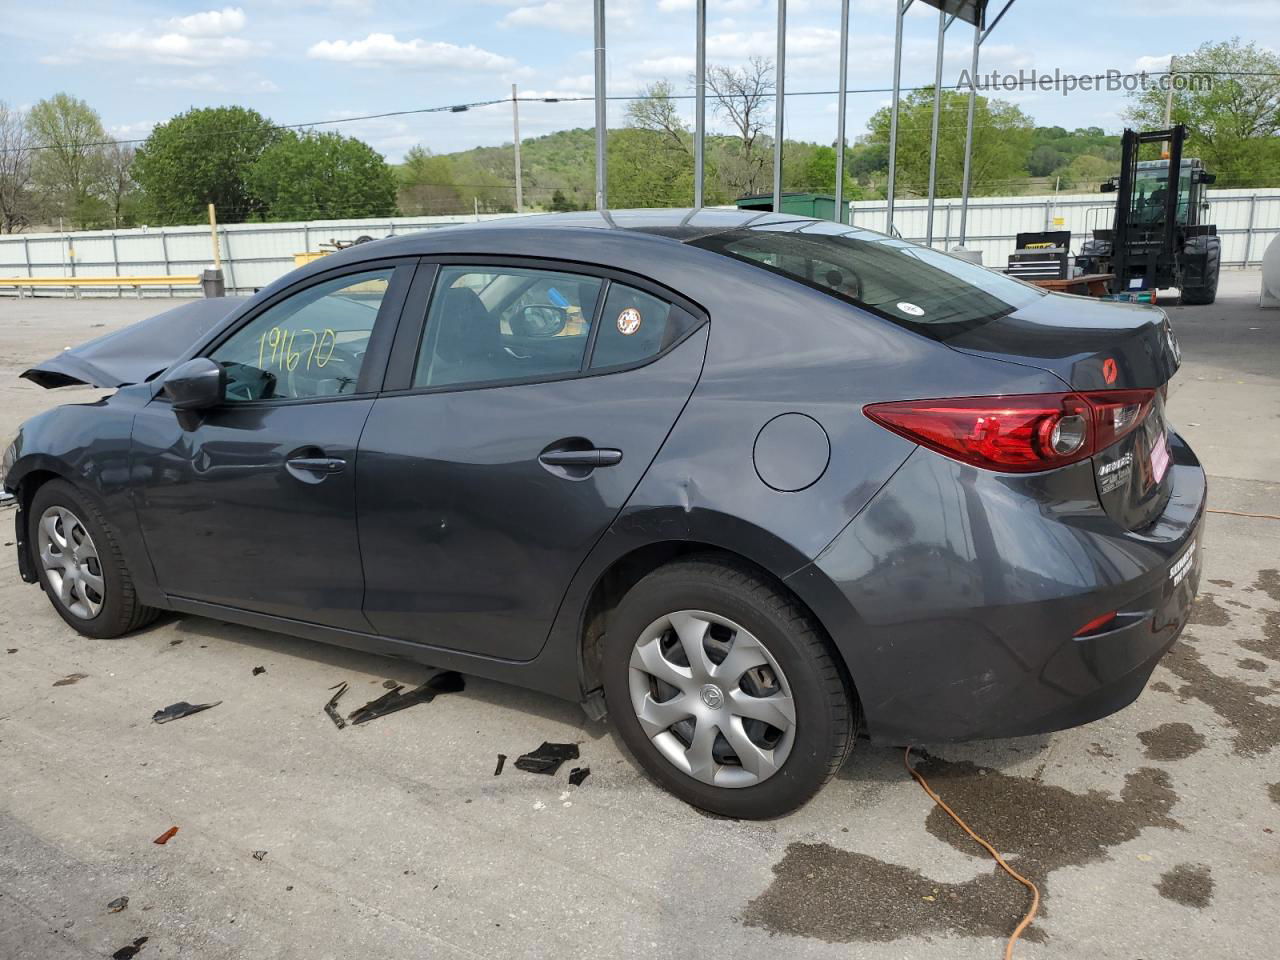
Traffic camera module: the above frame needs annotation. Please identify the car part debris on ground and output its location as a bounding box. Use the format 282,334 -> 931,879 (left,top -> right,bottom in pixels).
111,936 -> 149,959
252,850 -> 267,861
568,766 -> 590,786
152,701 -> 220,724
252,666 -> 265,675
515,742 -> 579,775
152,827 -> 178,845
324,672 -> 465,729
52,672 -> 87,686
106,896 -> 129,913
324,682 -> 348,729
494,754 -> 507,776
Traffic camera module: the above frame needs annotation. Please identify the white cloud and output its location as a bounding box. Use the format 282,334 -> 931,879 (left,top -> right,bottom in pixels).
135,72 -> 280,93
163,6 -> 246,37
634,55 -> 695,78
308,34 -> 516,71
501,2 -> 593,32
1134,54 -> 1176,73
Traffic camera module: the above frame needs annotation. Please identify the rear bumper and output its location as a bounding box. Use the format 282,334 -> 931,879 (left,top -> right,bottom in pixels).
787,430 -> 1205,743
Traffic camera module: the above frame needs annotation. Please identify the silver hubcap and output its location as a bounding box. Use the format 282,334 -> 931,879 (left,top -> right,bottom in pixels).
37,506 -> 105,620
628,610 -> 796,788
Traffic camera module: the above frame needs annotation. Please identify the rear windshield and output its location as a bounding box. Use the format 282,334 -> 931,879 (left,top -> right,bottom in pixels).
691,221 -> 1045,335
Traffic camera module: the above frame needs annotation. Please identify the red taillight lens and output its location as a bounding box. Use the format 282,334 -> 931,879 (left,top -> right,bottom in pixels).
865,389 -> 1156,473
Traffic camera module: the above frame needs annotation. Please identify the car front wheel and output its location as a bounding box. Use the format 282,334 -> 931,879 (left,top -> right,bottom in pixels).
28,479 -> 159,638
602,557 -> 856,819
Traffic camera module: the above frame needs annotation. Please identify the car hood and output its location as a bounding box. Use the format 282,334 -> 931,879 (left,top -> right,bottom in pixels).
20,297 -> 248,389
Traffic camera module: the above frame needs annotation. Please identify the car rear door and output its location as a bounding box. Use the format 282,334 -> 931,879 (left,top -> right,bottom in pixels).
357,259 -> 708,660
130,261 -> 416,630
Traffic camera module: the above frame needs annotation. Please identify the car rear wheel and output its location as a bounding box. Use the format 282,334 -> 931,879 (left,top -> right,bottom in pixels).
602,557 -> 856,818
28,479 -> 159,638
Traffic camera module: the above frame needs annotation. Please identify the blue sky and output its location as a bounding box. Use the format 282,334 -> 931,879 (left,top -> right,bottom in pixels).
2,0 -> 1276,161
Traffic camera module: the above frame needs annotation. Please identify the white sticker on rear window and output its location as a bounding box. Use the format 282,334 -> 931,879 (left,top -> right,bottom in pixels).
896,301 -> 925,317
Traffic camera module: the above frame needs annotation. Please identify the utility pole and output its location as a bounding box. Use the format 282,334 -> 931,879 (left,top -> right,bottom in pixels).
1163,55 -> 1177,126
511,83 -> 524,213
694,0 -> 706,209
593,0 -> 607,211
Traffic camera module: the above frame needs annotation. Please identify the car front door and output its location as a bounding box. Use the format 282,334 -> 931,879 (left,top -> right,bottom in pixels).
130,262 -> 415,630
357,260 -> 708,660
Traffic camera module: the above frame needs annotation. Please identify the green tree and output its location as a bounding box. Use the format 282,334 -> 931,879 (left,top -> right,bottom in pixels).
26,93 -> 109,227
399,146 -> 465,215
607,128 -> 692,207
133,106 -> 280,224
1126,38 -> 1280,188
246,130 -> 398,221
0,101 -> 35,233
548,188 -> 574,212
866,88 -> 1034,197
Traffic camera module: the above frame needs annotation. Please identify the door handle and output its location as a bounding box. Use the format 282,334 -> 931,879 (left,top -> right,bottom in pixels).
538,449 -> 623,468
285,455 -> 347,483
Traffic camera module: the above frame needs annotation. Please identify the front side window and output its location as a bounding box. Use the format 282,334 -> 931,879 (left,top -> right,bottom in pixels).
414,266 -> 602,388
211,269 -> 392,402
692,222 -> 1045,335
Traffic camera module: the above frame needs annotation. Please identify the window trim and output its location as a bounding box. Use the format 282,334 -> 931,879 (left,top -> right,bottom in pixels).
380,255 -> 708,396
150,257 -> 419,409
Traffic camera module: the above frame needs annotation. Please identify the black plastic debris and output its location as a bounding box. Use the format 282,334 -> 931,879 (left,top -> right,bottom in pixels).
494,754 -> 507,776
5,648 -> 16,654
568,766 -> 591,787
252,850 -> 267,861
324,682 -> 348,730
252,666 -> 266,676
53,673 -> 88,687
515,742 -> 579,775
111,936 -> 148,960
107,896 -> 129,913
168,639 -> 182,646
152,701 -> 220,724
347,672 -> 465,726
382,679 -> 399,690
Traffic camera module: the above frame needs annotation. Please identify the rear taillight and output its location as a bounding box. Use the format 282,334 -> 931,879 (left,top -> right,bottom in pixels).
864,390 -> 1156,473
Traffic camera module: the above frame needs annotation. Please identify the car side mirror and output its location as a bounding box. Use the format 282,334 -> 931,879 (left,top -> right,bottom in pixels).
1100,181 -> 1117,193
162,357 -> 226,411
511,304 -> 568,338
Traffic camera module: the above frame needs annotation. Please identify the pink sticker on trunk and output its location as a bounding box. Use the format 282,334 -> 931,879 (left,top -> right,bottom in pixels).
1150,432 -> 1170,484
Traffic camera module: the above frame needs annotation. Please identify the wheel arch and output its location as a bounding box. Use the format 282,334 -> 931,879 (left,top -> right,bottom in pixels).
570,535 -> 861,716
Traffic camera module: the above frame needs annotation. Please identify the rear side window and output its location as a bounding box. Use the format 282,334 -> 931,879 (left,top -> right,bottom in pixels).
590,283 -> 692,370
691,223 -> 1044,335
414,266 -> 602,388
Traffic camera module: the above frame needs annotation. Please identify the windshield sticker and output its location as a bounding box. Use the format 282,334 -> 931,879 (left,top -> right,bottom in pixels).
617,307 -> 642,336
1097,452 -> 1133,495
896,301 -> 925,317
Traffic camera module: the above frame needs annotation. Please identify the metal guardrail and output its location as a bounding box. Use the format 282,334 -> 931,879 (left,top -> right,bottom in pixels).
0,275 -> 202,297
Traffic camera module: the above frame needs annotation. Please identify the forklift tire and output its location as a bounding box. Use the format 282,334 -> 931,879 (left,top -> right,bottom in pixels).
1180,235 -> 1220,305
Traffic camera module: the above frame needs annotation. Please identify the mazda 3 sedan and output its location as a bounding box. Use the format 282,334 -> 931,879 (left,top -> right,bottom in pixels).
2,209 -> 1204,818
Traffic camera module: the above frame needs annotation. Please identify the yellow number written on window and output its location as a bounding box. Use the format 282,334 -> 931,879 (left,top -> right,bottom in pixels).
257,327 -> 338,373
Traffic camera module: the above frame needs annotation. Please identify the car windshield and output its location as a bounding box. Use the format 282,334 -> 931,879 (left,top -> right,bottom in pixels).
691,221 -> 1045,334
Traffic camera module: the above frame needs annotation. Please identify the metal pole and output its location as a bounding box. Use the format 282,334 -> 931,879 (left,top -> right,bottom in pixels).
772,0 -> 786,213
958,19 -> 981,245
694,0 -> 706,209
924,8 -> 946,246
512,83 -> 523,214
834,0 -> 850,222
886,0 -> 910,233
593,0 -> 607,211
1163,55 -> 1176,127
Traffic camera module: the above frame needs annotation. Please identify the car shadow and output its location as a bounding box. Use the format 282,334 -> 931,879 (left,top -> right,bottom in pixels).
164,613 -> 609,739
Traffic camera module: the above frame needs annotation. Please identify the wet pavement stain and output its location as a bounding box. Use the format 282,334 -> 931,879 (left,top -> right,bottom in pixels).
1237,609 -> 1280,663
1164,638 -> 1280,756
742,758 -> 1180,945
1237,658 -> 1269,672
1209,579 -> 1234,588
1189,594 -> 1231,627
1150,680 -> 1174,694
1138,722 -> 1206,761
1254,569 -> 1280,604
1156,863 -> 1214,908
1268,782 -> 1280,805
1226,599 -> 1252,609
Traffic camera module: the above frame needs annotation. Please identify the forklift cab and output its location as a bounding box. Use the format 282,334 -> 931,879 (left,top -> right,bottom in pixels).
1104,158 -> 1216,230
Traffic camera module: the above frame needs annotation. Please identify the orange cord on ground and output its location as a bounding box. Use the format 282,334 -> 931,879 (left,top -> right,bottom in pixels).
904,746 -> 1041,960
1206,507 -> 1280,522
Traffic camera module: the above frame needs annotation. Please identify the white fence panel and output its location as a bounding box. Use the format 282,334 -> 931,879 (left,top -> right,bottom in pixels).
1,193 -> 1276,298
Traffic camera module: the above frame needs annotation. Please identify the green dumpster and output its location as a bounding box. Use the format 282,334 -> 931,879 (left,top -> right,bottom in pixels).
734,192 -> 849,224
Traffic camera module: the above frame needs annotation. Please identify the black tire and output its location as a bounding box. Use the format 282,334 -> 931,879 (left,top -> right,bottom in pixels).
27,479 -> 159,639
1180,235 -> 1220,305
602,556 -> 856,819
